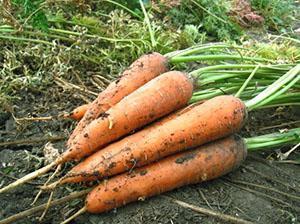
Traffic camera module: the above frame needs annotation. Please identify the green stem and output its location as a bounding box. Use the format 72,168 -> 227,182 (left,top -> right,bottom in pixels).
166,44 -> 236,58
198,72 -> 280,84
0,25 -> 145,44
253,75 -> 300,109
191,64 -> 256,76
231,79 -> 300,89
170,55 -> 273,64
49,28 -> 144,43
260,102 -> 300,108
192,86 -> 299,108
48,15 -> 110,28
0,35 -> 55,46
264,92 -> 300,104
245,128 -> 300,151
190,64 -> 293,77
245,64 -> 300,110
139,0 -> 156,48
0,25 -> 13,29
198,73 -> 246,85
0,29 -> 74,42
235,65 -> 260,97
190,87 -> 238,103
204,70 -> 286,75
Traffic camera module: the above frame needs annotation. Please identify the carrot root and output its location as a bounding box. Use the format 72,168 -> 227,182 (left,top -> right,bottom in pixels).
40,179 -> 62,191
60,207 -> 87,224
68,52 -> 168,146
85,135 -> 247,213
31,164 -> 61,205
63,104 -> 90,121
166,197 -> 253,224
0,189 -> 89,224
43,103 -> 201,190
63,71 -> 193,162
0,160 -> 60,194
38,191 -> 54,221
60,95 -> 246,185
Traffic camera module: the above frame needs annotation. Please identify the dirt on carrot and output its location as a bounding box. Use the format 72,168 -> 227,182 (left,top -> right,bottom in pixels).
0,92 -> 299,223
56,95 -> 247,185
62,70 -> 193,162
84,135 -> 247,214
67,52 -> 169,146
64,104 -> 90,121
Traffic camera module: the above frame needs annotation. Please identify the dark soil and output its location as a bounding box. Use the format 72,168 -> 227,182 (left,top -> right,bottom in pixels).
0,90 -> 299,224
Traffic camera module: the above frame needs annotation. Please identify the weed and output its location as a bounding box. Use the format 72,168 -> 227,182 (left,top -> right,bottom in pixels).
11,0 -> 48,30
253,42 -> 300,63
250,0 -> 297,32
164,0 -> 244,41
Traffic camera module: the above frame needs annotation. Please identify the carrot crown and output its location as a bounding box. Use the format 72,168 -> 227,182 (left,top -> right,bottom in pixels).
185,63 -> 298,110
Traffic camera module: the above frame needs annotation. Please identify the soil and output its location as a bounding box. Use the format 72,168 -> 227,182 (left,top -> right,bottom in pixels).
0,89 -> 299,224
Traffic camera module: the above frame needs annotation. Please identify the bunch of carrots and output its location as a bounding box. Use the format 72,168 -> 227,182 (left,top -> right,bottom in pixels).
0,46 -> 299,223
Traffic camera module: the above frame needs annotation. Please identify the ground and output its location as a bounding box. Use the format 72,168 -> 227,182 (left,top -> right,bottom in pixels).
0,1 -> 299,223
0,91 -> 299,224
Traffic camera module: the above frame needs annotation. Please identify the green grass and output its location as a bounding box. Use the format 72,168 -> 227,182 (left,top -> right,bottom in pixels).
11,0 -> 49,30
0,6 -> 200,106
0,0 -> 299,107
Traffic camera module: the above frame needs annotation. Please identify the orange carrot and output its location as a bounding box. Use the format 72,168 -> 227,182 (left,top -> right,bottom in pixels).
0,70 -> 192,194
64,104 -> 90,121
68,52 -> 168,146
66,135 -> 246,219
47,95 -> 246,186
62,70 -> 193,162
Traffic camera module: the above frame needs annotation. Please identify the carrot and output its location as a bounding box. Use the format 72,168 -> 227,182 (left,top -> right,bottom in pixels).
67,52 -> 168,146
0,70 -> 192,194
2,128 -> 299,224
47,95 -> 246,186
63,70 -> 193,161
62,135 -> 247,221
2,64 -> 298,194
63,104 -> 90,121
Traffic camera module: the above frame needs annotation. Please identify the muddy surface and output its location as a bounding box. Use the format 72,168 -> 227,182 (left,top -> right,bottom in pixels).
0,90 -> 299,224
